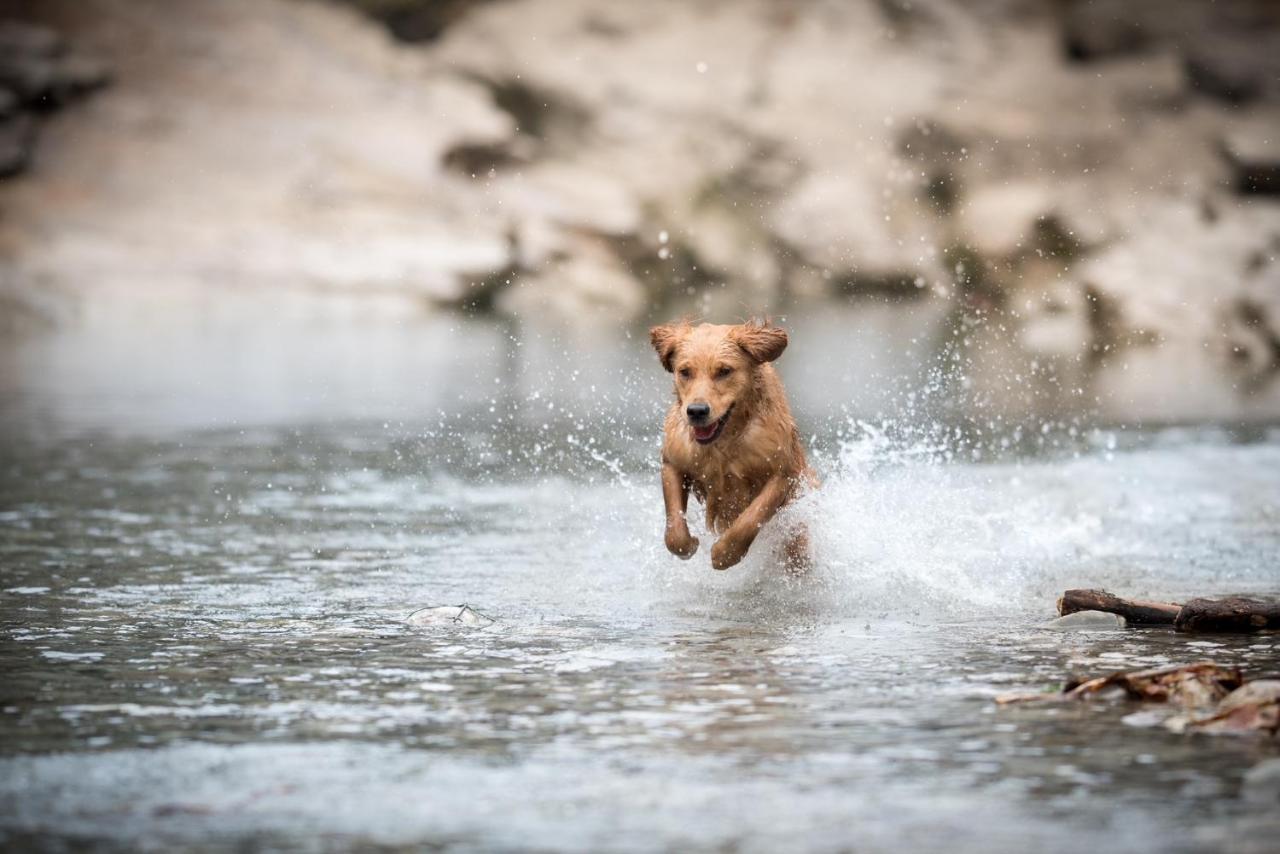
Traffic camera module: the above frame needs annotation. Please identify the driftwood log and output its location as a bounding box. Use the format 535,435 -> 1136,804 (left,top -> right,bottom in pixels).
1057,589 -> 1180,625
1058,589 -> 1280,633
1174,598 -> 1280,633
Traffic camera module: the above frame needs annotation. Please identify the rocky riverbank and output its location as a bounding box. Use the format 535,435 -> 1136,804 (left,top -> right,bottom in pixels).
0,0 -> 1277,419
0,19 -> 110,179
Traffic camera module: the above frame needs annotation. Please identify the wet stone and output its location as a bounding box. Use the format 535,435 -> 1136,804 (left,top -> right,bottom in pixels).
1044,610 -> 1127,631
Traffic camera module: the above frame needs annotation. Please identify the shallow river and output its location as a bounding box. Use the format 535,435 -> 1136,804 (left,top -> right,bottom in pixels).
1,311 -> 1279,852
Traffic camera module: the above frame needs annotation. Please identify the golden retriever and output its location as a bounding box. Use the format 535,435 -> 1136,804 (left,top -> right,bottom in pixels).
649,319 -> 815,570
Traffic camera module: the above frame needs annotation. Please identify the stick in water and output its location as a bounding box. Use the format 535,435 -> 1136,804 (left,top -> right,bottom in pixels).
1056,589 -> 1181,626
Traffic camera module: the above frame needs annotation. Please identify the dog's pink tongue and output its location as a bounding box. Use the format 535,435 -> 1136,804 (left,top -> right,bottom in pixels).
693,423 -> 716,440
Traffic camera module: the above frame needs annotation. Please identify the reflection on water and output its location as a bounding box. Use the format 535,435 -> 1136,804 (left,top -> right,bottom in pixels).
3,298 -> 1277,438
1,305 -> 1279,851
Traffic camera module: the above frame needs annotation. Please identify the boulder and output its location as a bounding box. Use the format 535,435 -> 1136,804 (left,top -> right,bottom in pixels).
771,168 -> 939,298
1072,200 -> 1280,372
497,237 -> 647,320
501,161 -> 642,237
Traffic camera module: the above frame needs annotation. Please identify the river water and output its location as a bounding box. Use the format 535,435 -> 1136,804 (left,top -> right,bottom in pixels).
1,307 -> 1279,852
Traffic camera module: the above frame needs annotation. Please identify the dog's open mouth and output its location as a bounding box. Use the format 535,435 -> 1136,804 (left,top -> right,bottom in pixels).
690,406 -> 733,445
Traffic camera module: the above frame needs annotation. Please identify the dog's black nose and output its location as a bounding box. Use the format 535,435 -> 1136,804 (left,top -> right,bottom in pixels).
686,402 -> 711,424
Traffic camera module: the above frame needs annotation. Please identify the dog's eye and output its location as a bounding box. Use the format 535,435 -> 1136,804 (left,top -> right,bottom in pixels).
678,368 -> 692,379
714,366 -> 733,379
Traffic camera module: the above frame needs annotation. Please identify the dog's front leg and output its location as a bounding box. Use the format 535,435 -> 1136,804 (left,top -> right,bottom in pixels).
711,475 -> 791,570
662,462 -> 699,559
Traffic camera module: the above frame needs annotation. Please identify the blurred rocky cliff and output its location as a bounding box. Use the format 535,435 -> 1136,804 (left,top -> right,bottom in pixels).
0,0 -> 1278,420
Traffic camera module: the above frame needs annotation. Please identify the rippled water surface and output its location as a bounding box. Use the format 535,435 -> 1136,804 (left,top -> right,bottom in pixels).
2,317 -> 1279,853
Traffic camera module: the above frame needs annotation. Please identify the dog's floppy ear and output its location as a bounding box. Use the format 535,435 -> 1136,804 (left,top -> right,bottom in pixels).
649,323 -> 686,372
732,320 -> 788,363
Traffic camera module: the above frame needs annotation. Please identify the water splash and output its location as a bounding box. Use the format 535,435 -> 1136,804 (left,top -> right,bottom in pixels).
555,419 -> 1280,626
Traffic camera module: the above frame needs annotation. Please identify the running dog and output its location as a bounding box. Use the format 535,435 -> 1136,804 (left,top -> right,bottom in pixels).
650,319 -> 814,570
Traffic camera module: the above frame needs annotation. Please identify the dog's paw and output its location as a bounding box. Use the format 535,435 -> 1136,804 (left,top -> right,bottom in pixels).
665,528 -> 700,559
710,538 -> 745,570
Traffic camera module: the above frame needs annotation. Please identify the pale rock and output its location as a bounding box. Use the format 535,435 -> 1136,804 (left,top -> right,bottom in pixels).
959,183 -> 1056,258
1074,200 -> 1280,355
498,238 -> 647,321
503,161 -> 642,237
514,217 -> 567,271
0,0 -> 517,315
771,168 -> 939,291
1017,280 -> 1091,361
682,203 -> 778,298
1044,610 -> 1127,631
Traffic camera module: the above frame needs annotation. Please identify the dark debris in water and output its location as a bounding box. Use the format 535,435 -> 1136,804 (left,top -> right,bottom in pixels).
998,662 -> 1280,738
1172,680 -> 1280,736
1061,661 -> 1244,708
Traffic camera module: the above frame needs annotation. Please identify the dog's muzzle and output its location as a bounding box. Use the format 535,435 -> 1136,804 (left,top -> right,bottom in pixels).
690,405 -> 733,445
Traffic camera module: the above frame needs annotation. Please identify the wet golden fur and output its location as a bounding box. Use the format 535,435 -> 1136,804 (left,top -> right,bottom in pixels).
650,319 -> 815,570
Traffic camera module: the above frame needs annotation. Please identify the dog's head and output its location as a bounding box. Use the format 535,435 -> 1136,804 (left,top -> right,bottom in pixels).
649,319 -> 788,445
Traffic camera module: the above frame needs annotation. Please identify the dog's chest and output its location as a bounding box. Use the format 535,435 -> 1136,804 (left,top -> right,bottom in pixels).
690,456 -> 772,530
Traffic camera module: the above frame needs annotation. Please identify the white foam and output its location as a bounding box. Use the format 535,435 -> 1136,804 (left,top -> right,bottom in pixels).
562,422 -> 1280,624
